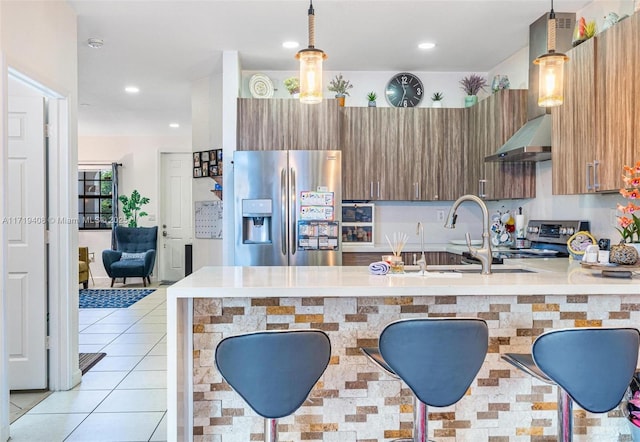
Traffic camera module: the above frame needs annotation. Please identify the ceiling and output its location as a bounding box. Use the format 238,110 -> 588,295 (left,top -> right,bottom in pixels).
70,0 -> 594,137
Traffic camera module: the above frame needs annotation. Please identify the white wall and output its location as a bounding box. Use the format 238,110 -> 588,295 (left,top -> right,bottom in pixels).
1,0 -> 78,437
78,135 -> 191,282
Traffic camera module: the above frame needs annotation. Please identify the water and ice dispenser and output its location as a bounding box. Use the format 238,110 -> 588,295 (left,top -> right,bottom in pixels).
242,199 -> 272,244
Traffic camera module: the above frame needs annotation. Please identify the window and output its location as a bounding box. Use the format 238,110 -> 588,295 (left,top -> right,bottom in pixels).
78,169 -> 112,230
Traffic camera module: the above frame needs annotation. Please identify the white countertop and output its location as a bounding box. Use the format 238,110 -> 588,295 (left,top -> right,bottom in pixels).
167,259 -> 640,298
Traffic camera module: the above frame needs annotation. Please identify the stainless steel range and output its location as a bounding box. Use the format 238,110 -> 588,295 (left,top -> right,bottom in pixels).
462,220 -> 590,264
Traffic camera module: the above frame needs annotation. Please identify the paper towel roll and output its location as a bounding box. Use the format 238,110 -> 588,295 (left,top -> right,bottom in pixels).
515,214 -> 525,238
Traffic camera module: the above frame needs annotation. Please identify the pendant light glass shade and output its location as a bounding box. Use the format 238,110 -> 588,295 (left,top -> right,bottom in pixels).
296,1 -> 327,104
297,48 -> 325,104
534,2 -> 568,107
534,52 -> 568,107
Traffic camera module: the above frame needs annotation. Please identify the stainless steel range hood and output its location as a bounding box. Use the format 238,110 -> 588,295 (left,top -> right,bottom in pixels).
485,12 -> 574,163
484,114 -> 551,162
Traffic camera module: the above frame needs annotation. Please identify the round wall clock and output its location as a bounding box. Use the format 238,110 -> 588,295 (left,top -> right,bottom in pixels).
385,72 -> 424,108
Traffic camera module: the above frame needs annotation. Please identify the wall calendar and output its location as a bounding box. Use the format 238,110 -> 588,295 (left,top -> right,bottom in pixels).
195,200 -> 223,239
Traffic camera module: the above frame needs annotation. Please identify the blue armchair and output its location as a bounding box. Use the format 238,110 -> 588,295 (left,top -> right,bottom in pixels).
102,226 -> 158,287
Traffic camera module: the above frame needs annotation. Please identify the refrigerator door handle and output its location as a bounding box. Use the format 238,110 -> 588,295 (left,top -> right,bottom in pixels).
281,168 -> 287,256
290,167 -> 296,255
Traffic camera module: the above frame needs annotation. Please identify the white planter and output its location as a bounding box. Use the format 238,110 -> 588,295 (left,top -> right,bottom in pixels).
431,101 -> 442,108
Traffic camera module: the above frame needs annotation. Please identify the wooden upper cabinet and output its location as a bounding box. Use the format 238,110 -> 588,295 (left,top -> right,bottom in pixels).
552,38 -> 596,195
434,108 -> 466,201
595,15 -> 636,192
237,98 -> 340,151
341,108 -> 379,200
465,89 -> 532,200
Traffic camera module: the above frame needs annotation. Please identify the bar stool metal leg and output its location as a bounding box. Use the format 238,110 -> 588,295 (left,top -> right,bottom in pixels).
265,418 -> 278,442
558,389 -> 572,442
413,399 -> 429,442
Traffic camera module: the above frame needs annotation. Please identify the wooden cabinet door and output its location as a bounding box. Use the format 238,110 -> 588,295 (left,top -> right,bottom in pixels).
341,108 -> 380,200
552,38 -> 596,195
237,98 -> 340,151
464,90 -> 532,200
437,108 -> 466,201
595,16 -> 636,192
489,90 -> 534,200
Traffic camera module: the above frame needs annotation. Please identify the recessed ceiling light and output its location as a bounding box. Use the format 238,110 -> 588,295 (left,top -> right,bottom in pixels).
87,38 -> 104,49
169,123 -> 180,128
124,86 -> 140,94
418,42 -> 436,50
282,41 -> 299,49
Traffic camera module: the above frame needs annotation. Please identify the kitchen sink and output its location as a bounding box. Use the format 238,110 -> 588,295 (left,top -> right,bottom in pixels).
451,268 -> 535,274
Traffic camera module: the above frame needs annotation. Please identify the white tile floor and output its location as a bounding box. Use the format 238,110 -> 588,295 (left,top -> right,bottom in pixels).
9,284 -> 168,442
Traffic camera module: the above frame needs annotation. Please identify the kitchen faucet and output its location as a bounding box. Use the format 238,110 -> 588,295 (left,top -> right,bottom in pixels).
416,222 -> 427,274
444,194 -> 492,275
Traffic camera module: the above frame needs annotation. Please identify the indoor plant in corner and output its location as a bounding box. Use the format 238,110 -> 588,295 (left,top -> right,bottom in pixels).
118,189 -> 150,228
328,73 -> 353,107
459,74 -> 487,107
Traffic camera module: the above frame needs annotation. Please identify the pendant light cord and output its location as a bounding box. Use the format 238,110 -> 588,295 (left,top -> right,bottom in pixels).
308,0 -> 315,48
547,0 -> 556,53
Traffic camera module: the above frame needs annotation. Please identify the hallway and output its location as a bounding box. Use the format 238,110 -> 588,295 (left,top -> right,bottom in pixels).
9,286 -> 168,441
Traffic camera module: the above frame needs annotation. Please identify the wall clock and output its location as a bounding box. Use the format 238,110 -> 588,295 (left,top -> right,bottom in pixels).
385,73 -> 424,108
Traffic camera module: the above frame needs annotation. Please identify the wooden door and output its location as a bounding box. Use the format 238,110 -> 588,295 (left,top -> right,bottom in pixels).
159,153 -> 193,282
7,96 -> 47,389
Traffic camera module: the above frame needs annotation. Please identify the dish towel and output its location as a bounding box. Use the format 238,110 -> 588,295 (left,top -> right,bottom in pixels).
368,261 -> 390,275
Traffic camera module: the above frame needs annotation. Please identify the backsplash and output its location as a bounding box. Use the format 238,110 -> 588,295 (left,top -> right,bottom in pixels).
374,161 -> 621,247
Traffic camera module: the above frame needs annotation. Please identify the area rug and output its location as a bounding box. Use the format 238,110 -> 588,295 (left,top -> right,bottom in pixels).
79,288 -> 155,309
79,352 -> 107,375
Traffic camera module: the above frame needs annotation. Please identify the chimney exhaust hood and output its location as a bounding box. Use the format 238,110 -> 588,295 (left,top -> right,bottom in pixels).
485,12 -> 574,163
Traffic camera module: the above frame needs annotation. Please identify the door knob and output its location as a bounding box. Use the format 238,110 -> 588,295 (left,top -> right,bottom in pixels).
162,231 -> 167,237
162,224 -> 167,228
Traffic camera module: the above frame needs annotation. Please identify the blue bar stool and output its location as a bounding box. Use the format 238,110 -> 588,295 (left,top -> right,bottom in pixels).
215,330 -> 331,442
502,327 -> 640,442
362,318 -> 488,442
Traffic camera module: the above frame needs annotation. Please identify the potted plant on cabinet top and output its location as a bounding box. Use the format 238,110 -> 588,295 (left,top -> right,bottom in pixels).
283,77 -> 300,98
431,92 -> 444,108
459,74 -> 487,107
328,73 -> 353,107
367,92 -> 377,107
118,189 -> 150,228
612,161 -> 640,264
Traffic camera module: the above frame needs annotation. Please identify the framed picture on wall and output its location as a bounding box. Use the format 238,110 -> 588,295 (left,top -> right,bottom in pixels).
200,151 -> 210,162
194,167 -> 202,178
209,150 -> 217,166
193,152 -> 200,168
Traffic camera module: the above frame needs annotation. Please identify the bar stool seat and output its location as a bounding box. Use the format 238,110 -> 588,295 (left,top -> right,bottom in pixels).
215,329 -> 331,442
502,327 -> 640,441
362,318 -> 488,442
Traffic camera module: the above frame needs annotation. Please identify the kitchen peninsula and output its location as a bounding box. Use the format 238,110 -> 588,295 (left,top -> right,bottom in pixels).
168,260 -> 640,442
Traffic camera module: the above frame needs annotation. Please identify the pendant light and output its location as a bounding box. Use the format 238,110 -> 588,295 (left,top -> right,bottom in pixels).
296,0 -> 327,104
533,0 -> 569,107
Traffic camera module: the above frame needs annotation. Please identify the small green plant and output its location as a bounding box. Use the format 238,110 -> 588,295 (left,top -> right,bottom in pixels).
283,77 -> 299,95
328,73 -> 353,96
367,92 -> 377,102
431,92 -> 444,101
118,189 -> 150,227
459,74 -> 487,96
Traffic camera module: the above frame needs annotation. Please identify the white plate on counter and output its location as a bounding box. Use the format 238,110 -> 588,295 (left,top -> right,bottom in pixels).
450,239 -> 482,246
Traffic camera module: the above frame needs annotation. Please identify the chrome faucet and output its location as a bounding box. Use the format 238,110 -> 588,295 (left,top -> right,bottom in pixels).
416,222 -> 427,274
444,194 -> 492,275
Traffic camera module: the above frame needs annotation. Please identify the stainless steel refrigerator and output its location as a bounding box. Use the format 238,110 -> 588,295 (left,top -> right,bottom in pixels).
234,150 -> 342,266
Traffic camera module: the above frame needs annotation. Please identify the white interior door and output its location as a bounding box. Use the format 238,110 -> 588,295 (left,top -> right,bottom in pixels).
7,96 -> 47,390
159,153 -> 193,282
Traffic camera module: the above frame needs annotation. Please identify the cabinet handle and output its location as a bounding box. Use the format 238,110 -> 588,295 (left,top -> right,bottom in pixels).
370,181 -> 374,199
585,163 -> 593,191
593,160 -> 600,191
478,179 -> 487,198
377,181 -> 380,199
281,168 -> 287,256
414,182 -> 420,199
